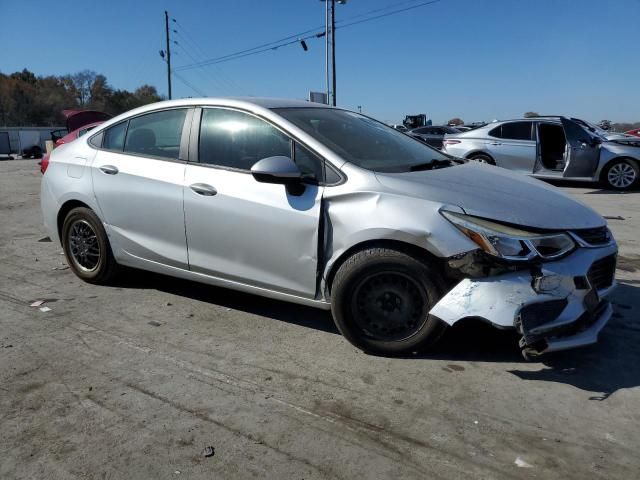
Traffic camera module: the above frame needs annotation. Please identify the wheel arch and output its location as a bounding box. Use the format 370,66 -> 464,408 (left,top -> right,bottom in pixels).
466,150 -> 495,163
598,156 -> 639,181
323,238 -> 443,298
57,199 -> 94,241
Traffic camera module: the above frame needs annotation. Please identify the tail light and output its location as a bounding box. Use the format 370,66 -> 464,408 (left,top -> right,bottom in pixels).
40,154 -> 50,174
443,139 -> 461,145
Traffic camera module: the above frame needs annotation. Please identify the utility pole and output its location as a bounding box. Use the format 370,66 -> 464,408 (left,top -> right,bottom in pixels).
331,0 -> 336,106
325,1 -> 330,104
165,10 -> 172,100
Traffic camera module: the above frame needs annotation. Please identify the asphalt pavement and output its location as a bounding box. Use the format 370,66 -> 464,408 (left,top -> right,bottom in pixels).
1,159 -> 639,479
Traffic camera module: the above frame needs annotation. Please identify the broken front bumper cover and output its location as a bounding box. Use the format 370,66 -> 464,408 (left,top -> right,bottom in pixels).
429,243 -> 617,356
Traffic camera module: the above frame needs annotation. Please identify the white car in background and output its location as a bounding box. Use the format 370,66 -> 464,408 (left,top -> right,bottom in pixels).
443,116 -> 640,190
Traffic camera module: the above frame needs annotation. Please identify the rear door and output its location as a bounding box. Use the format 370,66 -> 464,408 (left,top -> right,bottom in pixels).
485,121 -> 537,171
560,118 -> 601,178
183,107 -> 324,297
91,108 -> 192,268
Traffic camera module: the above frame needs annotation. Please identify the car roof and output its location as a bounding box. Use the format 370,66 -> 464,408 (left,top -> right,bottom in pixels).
134,97 -> 332,112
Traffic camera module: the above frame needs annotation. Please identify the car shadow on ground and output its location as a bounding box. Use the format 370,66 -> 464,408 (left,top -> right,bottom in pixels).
426,282 -> 640,400
114,269 -> 339,335
115,270 -> 639,400
542,178 -> 640,193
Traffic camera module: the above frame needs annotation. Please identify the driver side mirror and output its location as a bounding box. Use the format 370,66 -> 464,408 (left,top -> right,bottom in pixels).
251,156 -> 302,185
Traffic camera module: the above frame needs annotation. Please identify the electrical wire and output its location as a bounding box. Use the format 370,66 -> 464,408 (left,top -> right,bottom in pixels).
174,0 -> 445,72
171,69 -> 207,97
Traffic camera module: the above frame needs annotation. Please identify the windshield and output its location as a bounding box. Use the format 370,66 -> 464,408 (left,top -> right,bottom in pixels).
274,107 -> 451,172
573,119 -> 608,139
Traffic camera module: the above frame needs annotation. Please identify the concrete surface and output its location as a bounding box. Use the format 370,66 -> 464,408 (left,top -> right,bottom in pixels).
1,159 -> 639,479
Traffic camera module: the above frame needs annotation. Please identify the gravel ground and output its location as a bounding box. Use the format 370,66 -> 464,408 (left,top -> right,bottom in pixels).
1,159 -> 639,479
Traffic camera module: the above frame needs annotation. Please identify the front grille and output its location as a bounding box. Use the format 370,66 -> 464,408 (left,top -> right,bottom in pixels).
572,226 -> 611,246
587,255 -> 616,290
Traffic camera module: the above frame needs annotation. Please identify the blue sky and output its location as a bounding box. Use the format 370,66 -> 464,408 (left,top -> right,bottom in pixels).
2,0 -> 639,123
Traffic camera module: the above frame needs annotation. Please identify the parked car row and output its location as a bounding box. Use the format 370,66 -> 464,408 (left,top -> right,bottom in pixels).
41,98 -> 618,359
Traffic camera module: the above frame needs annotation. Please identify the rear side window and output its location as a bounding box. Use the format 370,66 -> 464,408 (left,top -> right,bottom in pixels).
103,122 -> 127,151
124,109 -> 187,160
199,108 -> 291,170
490,122 -> 533,140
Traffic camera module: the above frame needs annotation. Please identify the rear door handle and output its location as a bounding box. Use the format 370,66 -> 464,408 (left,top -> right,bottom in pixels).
190,183 -> 217,196
99,165 -> 119,175
490,142 -> 502,146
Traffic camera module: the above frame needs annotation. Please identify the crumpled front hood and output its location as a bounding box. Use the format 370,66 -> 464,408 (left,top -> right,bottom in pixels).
375,162 -> 605,230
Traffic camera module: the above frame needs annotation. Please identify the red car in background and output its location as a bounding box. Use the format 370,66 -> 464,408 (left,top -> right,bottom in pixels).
625,128 -> 640,138
40,110 -> 111,173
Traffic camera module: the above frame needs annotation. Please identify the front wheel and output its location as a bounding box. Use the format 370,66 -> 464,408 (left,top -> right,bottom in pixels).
331,247 -> 447,355
603,159 -> 639,190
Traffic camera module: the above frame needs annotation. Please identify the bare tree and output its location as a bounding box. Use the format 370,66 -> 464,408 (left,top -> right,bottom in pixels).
524,111 -> 540,118
71,70 -> 98,106
447,117 -> 464,126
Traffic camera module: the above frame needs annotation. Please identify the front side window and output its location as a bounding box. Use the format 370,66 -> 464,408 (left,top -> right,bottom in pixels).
293,142 -> 324,181
199,108 -> 291,170
102,121 -> 127,151
274,107 -> 450,173
123,109 -> 187,160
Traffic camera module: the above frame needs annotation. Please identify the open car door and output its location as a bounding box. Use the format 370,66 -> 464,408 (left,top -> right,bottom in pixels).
561,117 -> 600,178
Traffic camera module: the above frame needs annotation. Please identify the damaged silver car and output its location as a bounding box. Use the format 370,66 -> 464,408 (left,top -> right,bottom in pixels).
41,98 -> 617,358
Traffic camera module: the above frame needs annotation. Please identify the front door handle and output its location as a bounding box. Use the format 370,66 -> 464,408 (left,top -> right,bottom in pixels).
490,142 -> 502,146
99,165 -> 119,175
190,183 -> 217,196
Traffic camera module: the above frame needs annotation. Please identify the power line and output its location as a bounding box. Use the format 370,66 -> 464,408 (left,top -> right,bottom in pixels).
175,0 -> 443,72
172,20 -> 244,93
171,69 -> 207,97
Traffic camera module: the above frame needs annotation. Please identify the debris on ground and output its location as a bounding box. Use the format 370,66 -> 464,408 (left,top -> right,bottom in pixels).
38,236 -> 52,242
52,265 -> 69,271
39,306 -> 52,313
515,456 -> 533,468
202,446 -> 215,458
30,300 -> 45,307
604,215 -> 625,220
148,320 -> 162,327
166,302 -> 172,306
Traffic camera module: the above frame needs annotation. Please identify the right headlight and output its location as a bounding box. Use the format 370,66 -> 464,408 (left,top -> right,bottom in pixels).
441,211 -> 575,261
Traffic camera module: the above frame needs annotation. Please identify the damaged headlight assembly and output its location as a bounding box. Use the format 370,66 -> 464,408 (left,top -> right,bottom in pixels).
441,211 -> 575,261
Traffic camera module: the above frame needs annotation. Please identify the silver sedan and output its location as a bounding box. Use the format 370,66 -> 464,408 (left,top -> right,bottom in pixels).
41,98 -> 617,358
442,117 -> 640,190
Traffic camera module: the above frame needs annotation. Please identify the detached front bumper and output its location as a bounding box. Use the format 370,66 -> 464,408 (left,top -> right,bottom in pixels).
429,243 -> 617,356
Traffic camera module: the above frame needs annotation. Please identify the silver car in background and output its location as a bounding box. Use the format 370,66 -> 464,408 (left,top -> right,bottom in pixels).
41,98 -> 617,358
442,116 -> 640,190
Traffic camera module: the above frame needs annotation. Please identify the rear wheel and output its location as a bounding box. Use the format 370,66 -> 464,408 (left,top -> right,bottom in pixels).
468,153 -> 495,165
602,159 -> 638,190
61,207 -> 119,284
331,247 -> 447,355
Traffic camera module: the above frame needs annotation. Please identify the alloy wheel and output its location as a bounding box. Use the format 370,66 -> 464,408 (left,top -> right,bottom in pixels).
607,162 -> 636,189
68,219 -> 101,272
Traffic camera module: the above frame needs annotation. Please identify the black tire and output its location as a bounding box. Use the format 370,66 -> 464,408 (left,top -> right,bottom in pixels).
602,158 -> 639,191
32,146 -> 43,159
468,153 -> 495,165
331,247 -> 447,355
61,207 -> 119,284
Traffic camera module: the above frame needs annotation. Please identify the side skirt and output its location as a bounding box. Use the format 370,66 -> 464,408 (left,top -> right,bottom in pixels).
118,250 -> 332,311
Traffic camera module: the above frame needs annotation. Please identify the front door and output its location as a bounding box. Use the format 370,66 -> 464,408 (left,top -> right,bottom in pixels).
183,107 -> 323,297
560,118 -> 601,178
91,108 -> 191,268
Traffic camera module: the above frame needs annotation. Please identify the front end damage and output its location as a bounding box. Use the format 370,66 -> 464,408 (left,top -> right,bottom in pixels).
430,242 -> 617,358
